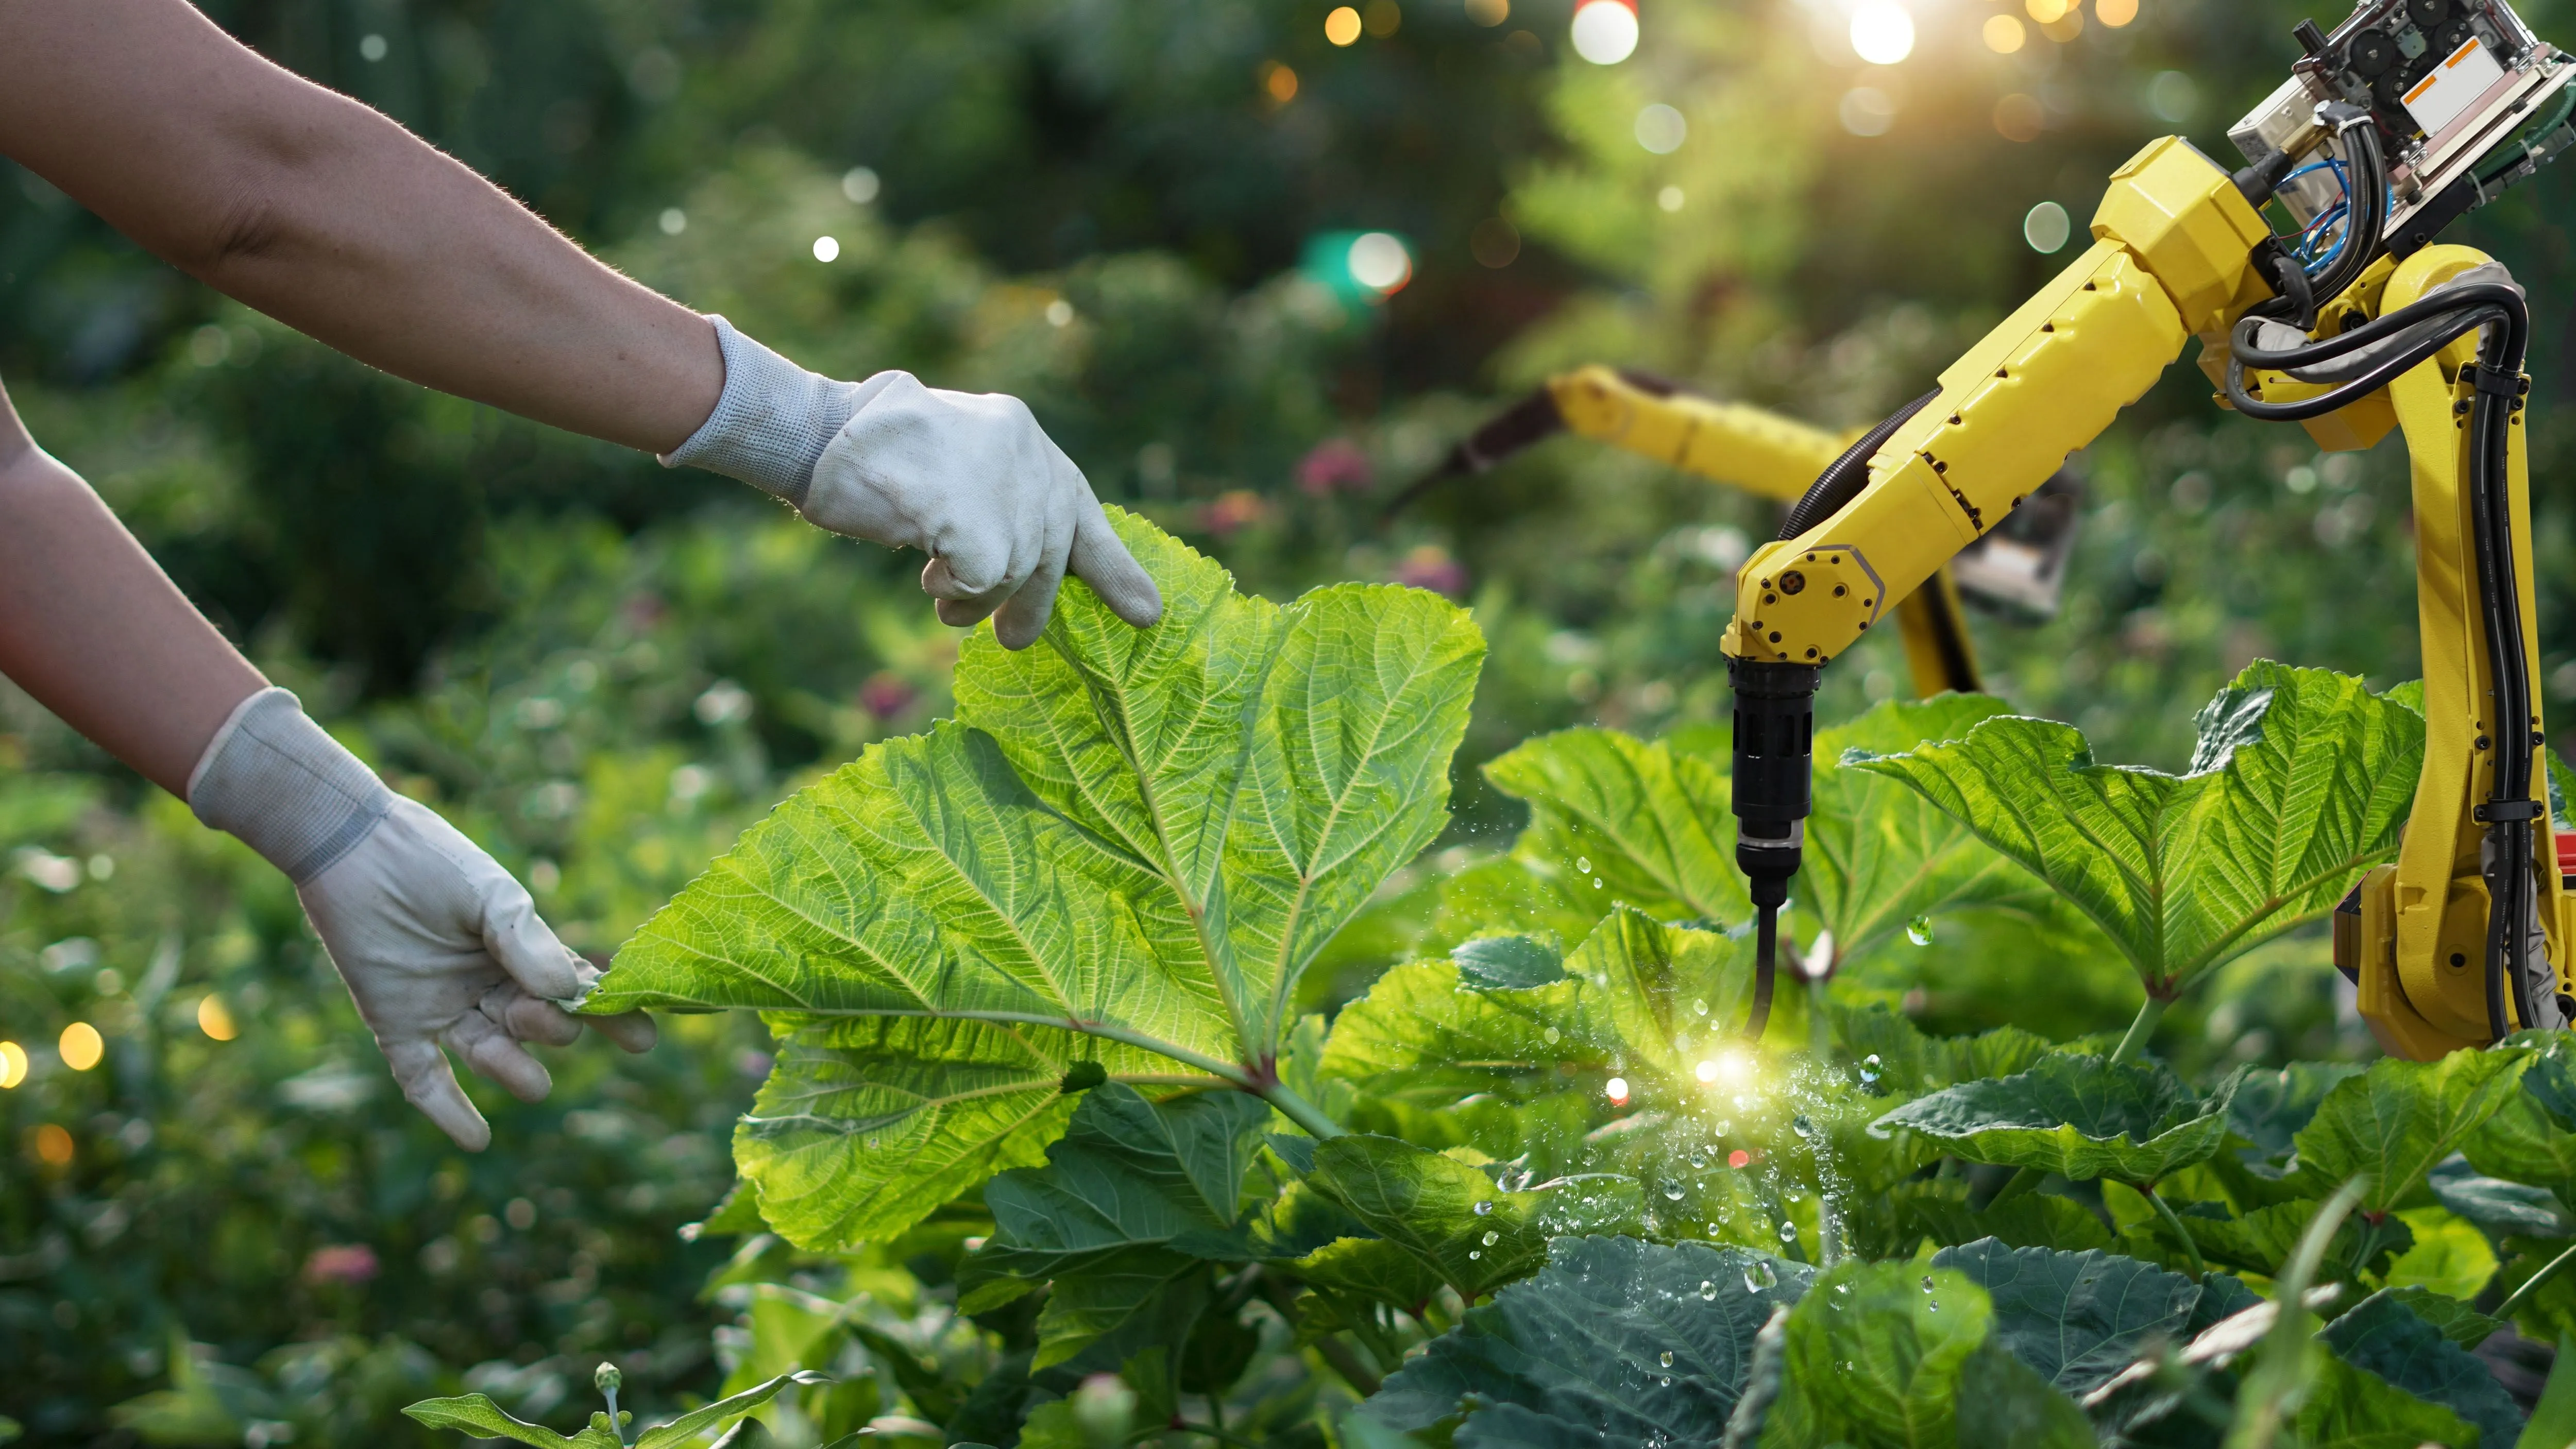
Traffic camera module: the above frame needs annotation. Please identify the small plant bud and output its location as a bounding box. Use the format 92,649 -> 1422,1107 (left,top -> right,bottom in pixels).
595,1362 -> 623,1394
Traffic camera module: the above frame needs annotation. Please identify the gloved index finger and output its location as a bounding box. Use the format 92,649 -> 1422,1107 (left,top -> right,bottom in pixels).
475,875 -> 591,1004
1066,494 -> 1163,628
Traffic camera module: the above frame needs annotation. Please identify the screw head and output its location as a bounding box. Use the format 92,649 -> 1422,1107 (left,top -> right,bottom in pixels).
1779,571 -> 1807,595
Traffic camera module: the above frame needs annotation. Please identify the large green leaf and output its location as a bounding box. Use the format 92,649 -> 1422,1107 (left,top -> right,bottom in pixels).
1927,1239 -> 2200,1395
1320,907 -> 1780,1102
1849,661 -> 2423,993
1766,1259 -> 1993,1448
2320,1288 -> 2523,1448
1479,727 -> 1745,927
590,513 -> 1482,1246
1828,1004 -> 2054,1096
402,1395 -> 616,1449
1950,1339 -> 2095,1449
2293,1350 -> 2480,1449
2290,1049 -> 2536,1213
1304,1134 -> 1641,1300
1363,1235 -> 1815,1449
2178,1198 -> 2406,1281
954,1085 -> 1271,1365
1869,1053 -> 2244,1185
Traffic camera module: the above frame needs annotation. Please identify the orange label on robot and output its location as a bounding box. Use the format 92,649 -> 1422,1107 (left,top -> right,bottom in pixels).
2405,37 -> 2508,137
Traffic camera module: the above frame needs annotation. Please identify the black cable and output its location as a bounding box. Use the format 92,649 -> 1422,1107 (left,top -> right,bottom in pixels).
1778,389 -> 1939,541
2232,283 -> 2529,370
2224,301 -> 2513,421
1745,905 -> 1778,1041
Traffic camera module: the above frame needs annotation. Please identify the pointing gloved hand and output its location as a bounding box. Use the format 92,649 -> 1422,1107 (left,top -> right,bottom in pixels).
189,688 -> 655,1150
660,317 -> 1163,649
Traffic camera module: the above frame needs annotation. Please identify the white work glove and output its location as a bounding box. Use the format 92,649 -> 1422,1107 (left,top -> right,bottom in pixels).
188,688 -> 655,1150
660,316 -> 1162,649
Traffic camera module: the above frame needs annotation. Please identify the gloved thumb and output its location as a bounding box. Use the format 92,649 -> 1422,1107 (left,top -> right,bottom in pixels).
1067,498 -> 1162,628
384,1038 -> 493,1151
477,875 -> 587,1004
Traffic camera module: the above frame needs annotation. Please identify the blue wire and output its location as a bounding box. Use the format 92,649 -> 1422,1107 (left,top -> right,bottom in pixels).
2274,157 -> 2356,277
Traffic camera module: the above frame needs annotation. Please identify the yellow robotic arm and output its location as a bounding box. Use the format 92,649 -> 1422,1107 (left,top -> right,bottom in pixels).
1722,0 -> 2576,1052
1403,366 -> 2007,697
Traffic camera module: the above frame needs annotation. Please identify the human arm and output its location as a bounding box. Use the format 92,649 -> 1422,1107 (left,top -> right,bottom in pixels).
0,382 -> 652,1149
0,0 -> 1162,643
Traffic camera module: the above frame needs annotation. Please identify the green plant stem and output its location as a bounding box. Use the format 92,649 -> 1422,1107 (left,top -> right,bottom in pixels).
2496,1239 -> 2576,1323
1985,995 -> 2173,1212
2112,995 -> 2172,1064
2141,1184 -> 2209,1281
1260,1080 -> 1346,1139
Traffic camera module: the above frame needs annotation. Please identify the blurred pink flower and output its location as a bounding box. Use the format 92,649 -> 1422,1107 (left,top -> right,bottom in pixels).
1296,439 -> 1374,497
859,670 -> 919,721
1200,490 -> 1272,538
1393,544 -> 1468,597
304,1244 -> 379,1286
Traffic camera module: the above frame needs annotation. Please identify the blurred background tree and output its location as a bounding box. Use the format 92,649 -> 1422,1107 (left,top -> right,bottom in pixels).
7,0 -> 2576,1441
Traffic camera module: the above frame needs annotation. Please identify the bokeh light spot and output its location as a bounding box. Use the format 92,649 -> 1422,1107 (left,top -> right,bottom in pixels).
2098,0 -> 2140,24
2024,200 -> 2073,254
1727,1149 -> 1751,1169
657,208 -> 686,236
1634,103 -> 1688,154
1363,0 -> 1402,37
1325,6 -> 1364,45
812,235 -> 841,263
1466,0 -> 1509,25
1984,14 -> 2027,53
841,166 -> 880,204
2147,70 -> 2199,123
2026,0 -> 2069,21
0,1041 -> 25,1089
1263,61 -> 1299,104
59,1022 -> 101,1072
1994,92 -> 2045,142
1839,87 -> 1897,137
1569,1 -> 1638,64
1657,184 -> 1685,213
34,1123 -> 73,1167
1470,216 -> 1521,267
1347,232 -> 1413,293
1849,1 -> 1915,65
198,995 -> 238,1043
1605,1075 -> 1631,1105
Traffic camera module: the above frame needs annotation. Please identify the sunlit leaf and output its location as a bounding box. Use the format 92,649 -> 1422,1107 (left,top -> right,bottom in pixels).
402,1395 -> 613,1448
1768,1259 -> 1992,1448
1849,661 -> 2422,994
1304,1134 -> 1639,1300
2291,1048 -> 2535,1213
1929,1239 -> 2199,1396
589,513 -> 1481,1246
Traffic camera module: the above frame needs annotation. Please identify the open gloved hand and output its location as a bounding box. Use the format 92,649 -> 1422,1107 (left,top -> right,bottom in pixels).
660,317 -> 1162,649
189,688 -> 654,1150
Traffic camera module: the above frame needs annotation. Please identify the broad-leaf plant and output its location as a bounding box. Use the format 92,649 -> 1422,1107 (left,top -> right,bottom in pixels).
400,517 -> 2576,1448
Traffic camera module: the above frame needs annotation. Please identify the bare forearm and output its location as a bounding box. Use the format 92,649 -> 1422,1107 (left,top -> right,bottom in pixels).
0,423 -> 265,796
0,0 -> 721,454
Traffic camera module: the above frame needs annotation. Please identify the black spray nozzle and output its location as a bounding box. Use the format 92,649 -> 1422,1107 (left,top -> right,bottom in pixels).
1380,387 -> 1568,519
1730,658 -> 1821,1039
2294,18 -> 2330,57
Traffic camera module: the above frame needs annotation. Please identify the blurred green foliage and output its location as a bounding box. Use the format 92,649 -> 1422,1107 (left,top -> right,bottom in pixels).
11,0 -> 2576,1440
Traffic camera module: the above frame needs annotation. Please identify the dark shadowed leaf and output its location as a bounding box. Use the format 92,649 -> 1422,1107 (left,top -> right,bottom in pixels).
1952,1338 -> 2094,1448
1929,1239 -> 2199,1395
1364,1236 -> 1814,1449
2320,1288 -> 2522,1448
1870,1053 -> 2244,1185
1451,935 -> 1566,991
1304,1135 -> 1640,1300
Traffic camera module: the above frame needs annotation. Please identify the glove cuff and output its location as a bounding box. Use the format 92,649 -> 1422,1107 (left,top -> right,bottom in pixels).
658,315 -> 867,507
188,687 -> 395,885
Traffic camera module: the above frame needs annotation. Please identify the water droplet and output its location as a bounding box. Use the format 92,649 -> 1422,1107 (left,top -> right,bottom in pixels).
1792,1114 -> 1819,1139
1575,857 -> 1591,874
1483,1230 -> 1499,1246
1687,1149 -> 1708,1169
1834,1283 -> 1851,1296
1778,1221 -> 1798,1243
1716,1120 -> 1732,1136
1744,1261 -> 1777,1291
1664,1182 -> 1685,1201
1699,1280 -> 1717,1301
1921,1275 -> 1935,1292
1659,1376 -> 1672,1387
867,1137 -> 880,1149
1691,998 -> 1709,1017
1595,877 -> 1605,890
1906,914 -> 1934,946
1659,1351 -> 1674,1368
1926,1300 -> 1939,1312
1469,1250 -> 1482,1260
1858,1052 -> 1882,1086
1474,1200 -> 1494,1215
1543,1026 -> 1561,1045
